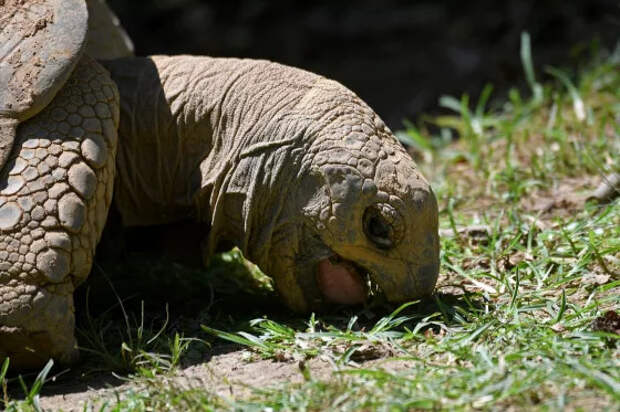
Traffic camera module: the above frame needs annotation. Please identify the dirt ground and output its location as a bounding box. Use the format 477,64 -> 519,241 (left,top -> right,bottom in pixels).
38,348 -> 413,410
30,172 -> 617,411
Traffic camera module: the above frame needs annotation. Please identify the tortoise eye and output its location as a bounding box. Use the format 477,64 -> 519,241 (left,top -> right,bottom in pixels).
363,206 -> 394,249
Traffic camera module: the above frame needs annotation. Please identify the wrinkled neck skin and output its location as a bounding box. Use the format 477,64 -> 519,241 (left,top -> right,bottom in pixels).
104,55 -> 439,312
103,56 -> 322,261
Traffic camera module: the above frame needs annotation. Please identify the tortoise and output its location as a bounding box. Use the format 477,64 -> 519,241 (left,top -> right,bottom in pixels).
0,0 -> 439,369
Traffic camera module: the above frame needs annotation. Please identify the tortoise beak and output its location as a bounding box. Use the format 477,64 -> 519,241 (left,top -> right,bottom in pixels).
369,257 -> 439,303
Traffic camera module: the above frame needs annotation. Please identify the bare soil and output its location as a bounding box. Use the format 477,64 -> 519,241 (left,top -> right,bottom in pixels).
38,349 -> 413,411
32,171 -> 614,411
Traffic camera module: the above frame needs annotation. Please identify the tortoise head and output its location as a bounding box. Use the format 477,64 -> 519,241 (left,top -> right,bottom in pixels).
262,79 -> 440,312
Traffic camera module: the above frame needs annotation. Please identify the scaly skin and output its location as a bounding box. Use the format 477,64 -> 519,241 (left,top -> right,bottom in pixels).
104,56 -> 439,313
1,54 -> 437,369
0,56 -> 118,368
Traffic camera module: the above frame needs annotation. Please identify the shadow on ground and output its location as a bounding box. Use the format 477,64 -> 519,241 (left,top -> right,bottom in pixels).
6,238 -> 486,403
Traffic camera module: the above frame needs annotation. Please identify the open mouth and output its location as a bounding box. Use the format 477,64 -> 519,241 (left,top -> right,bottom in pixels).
315,255 -> 373,305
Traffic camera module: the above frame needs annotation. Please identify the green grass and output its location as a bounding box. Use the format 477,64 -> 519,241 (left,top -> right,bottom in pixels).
2,36 -> 619,411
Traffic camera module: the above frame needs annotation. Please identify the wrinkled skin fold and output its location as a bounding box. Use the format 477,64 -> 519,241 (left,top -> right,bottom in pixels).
0,55 -> 439,369
104,56 -> 439,311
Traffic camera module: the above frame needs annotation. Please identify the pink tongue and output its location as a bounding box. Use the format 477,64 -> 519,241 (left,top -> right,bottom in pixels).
316,259 -> 367,305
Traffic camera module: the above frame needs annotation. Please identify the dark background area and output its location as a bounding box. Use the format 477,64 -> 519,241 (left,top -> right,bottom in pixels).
108,0 -> 619,129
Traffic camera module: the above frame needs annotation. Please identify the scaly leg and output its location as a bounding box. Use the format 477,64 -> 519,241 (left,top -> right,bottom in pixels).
0,56 -> 119,369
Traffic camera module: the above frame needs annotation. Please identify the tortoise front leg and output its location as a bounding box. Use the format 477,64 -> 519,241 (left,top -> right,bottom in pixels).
0,56 -> 119,369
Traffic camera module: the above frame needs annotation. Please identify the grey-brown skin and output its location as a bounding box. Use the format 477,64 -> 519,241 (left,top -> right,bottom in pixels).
0,0 -> 126,369
104,56 -> 439,313
0,56 -> 119,369
0,23 -> 438,370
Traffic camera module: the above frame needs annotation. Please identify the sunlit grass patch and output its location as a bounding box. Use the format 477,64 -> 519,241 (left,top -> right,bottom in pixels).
218,36 -> 618,410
